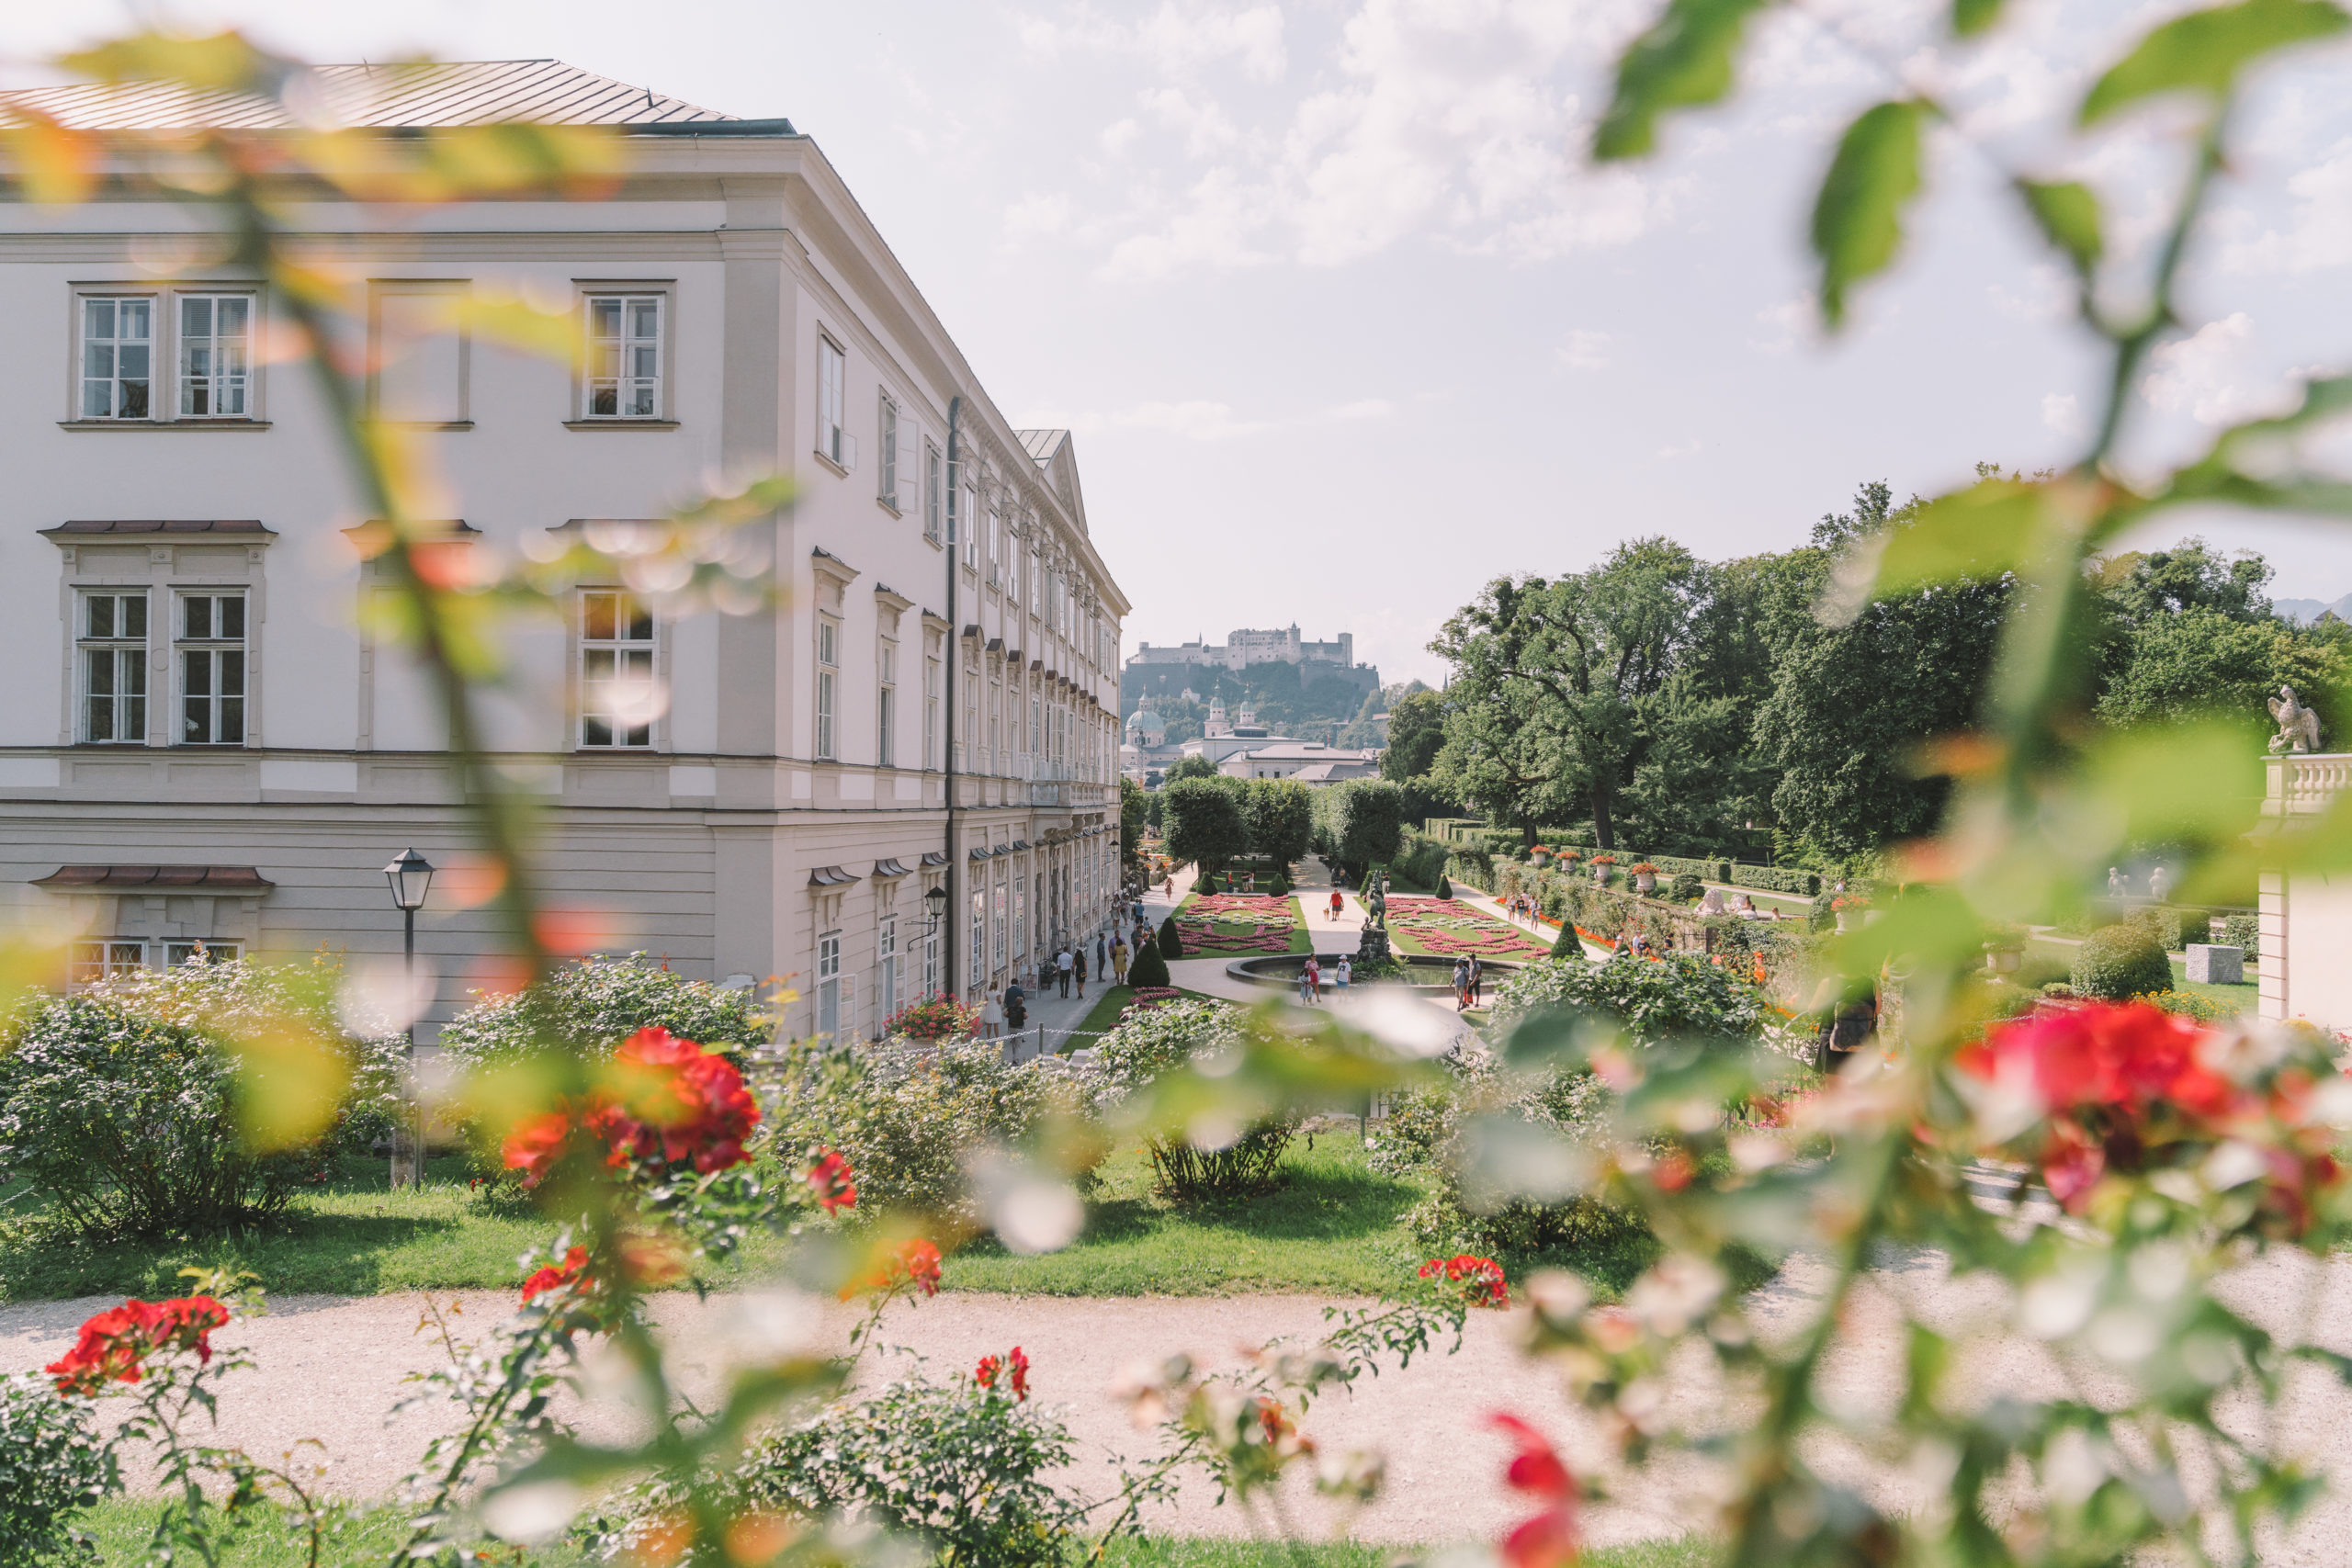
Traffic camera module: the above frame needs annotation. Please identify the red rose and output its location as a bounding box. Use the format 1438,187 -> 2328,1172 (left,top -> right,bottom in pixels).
48,1294 -> 230,1398
807,1149 -> 858,1214
1489,1413 -> 1578,1568
501,1028 -> 760,1188
521,1245 -> 592,1305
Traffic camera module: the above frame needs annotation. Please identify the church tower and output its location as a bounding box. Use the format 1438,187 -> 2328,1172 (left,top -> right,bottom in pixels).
1204,696 -> 1230,738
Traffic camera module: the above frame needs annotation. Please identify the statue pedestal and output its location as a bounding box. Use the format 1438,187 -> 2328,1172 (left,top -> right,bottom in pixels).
1356,926 -> 1391,965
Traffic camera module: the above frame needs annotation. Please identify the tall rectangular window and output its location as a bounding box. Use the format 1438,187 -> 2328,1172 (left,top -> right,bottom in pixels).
177,295 -> 251,418
877,915 -> 899,1027
817,929 -> 842,1038
986,509 -> 1001,585
581,589 -> 654,747
992,881 -> 1007,971
80,592 -> 148,744
878,397 -> 899,505
815,615 -> 839,761
818,337 -> 847,465
969,889 -> 984,991
585,295 -> 662,418
81,298 -> 153,420
176,592 -> 246,745
922,906 -> 939,997
962,482 -> 978,566
988,679 -> 1001,774
877,638 -> 898,768
1012,880 -> 1026,960
963,671 -> 978,770
924,443 -> 943,540
923,654 -> 940,771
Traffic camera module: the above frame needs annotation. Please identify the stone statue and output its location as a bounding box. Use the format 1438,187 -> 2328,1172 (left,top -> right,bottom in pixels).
2270,684 -> 2324,754
1365,876 -> 1386,928
1699,887 -> 1727,915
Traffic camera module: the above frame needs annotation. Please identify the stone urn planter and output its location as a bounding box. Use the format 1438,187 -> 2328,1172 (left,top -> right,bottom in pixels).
1634,872 -> 1657,895
1530,847 -> 1552,867
1985,946 -> 2023,975
1836,910 -> 1860,933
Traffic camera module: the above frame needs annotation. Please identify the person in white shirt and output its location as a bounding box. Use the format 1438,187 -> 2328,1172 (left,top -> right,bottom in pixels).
1335,955 -> 1351,990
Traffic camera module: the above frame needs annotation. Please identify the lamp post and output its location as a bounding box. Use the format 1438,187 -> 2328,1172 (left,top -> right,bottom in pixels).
383,848 -> 435,1188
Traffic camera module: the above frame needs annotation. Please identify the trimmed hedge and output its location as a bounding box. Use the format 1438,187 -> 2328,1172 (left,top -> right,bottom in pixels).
2222,912 -> 2259,959
1127,938 -> 1170,988
1640,853 -> 1734,884
2072,924 -> 2174,1001
1444,851 -> 1495,893
2131,905 -> 2212,953
1730,863 -> 1821,897
1157,913 -> 1186,959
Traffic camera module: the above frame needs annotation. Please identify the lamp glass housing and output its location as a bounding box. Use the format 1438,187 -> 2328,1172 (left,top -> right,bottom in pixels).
384,849 -> 435,912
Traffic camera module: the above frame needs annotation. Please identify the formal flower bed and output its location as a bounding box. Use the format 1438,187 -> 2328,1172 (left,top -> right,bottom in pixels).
1172,893 -> 1297,954
1384,897 -> 1553,960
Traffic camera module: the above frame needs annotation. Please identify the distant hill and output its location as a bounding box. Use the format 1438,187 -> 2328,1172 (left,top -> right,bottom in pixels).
1121,660 -> 1380,746
2275,592 -> 2352,624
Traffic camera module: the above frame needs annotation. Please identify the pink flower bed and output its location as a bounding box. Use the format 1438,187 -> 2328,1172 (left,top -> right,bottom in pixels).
1385,897 -> 1553,960
1175,893 -> 1297,954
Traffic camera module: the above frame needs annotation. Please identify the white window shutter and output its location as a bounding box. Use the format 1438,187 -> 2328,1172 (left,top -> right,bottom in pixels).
899,418 -> 922,511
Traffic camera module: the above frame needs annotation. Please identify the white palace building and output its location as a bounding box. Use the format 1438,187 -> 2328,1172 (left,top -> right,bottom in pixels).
0,61 -> 1129,1041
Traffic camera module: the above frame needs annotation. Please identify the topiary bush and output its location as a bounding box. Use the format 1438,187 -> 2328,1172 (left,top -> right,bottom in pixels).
2070,923 -> 2175,1001
763,1037 -> 1094,1223
1157,913 -> 1186,960
0,960 -> 404,1236
1127,938 -> 1171,989
1434,873 -> 1454,900
1668,873 -> 1704,904
2222,912 -> 2259,959
0,1373 -> 117,1563
1549,921 -> 1586,960
437,953 -> 773,1076
1089,998 -> 1301,1198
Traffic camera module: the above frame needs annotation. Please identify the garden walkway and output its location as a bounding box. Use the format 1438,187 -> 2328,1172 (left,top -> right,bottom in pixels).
10,1249 -> 2352,1560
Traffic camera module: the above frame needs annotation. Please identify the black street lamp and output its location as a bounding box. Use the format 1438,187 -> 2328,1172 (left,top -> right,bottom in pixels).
922,881 -> 950,932
383,848 -> 435,1187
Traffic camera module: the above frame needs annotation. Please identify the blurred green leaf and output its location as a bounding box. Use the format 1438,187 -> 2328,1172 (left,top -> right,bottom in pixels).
2078,0 -> 2350,125
1869,478 -> 2047,596
1814,100 -> 1927,330
2016,179 -> 2103,277
60,29 -> 286,91
1593,0 -> 1770,162
1953,0 -> 2007,36
2156,373 -> 2352,519
226,1018 -> 352,1151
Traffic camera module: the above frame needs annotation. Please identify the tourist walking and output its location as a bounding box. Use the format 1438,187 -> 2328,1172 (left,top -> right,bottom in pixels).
1057,945 -> 1074,998
1111,936 -> 1129,985
1335,954 -> 1351,991
1074,945 -> 1089,999
1095,931 -> 1108,975
1329,889 -> 1343,920
979,993 -> 1004,1040
1452,956 -> 1471,1010
1301,955 -> 1319,1006
1467,953 -> 1483,1006
1003,979 -> 1027,1033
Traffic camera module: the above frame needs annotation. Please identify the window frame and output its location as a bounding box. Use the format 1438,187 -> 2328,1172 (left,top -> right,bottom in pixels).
923,441 -> 944,541
877,393 -> 901,511
578,587 -> 658,749
577,289 -> 668,422
77,589 -> 151,745
77,293 -> 155,422
924,653 -> 941,772
175,292 -> 254,420
815,614 -> 840,761
817,928 -> 842,1039
175,589 -> 248,747
877,637 -> 898,769
816,334 -> 849,469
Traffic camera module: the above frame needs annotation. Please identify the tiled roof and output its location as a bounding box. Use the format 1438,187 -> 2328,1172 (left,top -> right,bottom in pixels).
0,59 -> 779,133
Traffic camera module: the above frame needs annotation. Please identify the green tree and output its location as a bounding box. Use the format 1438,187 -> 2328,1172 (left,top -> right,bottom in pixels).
2098,536 -> 2274,624
1379,689 -> 1448,783
1118,775 -> 1148,874
1430,537 -> 1706,851
1162,778 -> 1249,875
1427,682 -> 1580,842
1329,779 -> 1408,879
2097,606 -> 2347,738
1164,755 -> 1219,784
1241,779 -> 1314,869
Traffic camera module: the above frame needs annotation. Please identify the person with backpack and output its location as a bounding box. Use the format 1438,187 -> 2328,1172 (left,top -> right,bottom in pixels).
1074,944 -> 1089,999
1003,978 -> 1027,1033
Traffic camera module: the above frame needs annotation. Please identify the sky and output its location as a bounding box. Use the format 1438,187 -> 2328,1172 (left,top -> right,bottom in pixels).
13,0 -> 2352,686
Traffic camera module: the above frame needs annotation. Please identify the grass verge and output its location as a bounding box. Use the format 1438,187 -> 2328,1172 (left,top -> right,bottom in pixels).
79,1500 -> 1716,1568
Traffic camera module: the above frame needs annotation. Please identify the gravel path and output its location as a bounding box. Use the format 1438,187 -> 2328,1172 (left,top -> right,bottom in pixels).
11,1249 -> 2352,1556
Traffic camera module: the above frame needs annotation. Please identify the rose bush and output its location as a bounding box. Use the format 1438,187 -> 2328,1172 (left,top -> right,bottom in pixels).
0,1372 -> 117,1565
1088,998 -> 1303,1198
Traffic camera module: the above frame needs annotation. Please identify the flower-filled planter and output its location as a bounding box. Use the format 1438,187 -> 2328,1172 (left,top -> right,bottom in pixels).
1830,894 -> 1871,933
1630,862 -> 1659,894
1529,845 -> 1552,867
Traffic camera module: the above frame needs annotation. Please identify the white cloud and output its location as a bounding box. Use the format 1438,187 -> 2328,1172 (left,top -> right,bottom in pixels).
2041,391 -> 2085,439
1099,118 -> 1142,156
1080,0 -> 1679,279
1002,192 -> 1075,244
2221,135 -> 2352,275
1558,328 -> 1611,369
1748,291 -> 1815,355
1657,436 -> 1701,459
2140,313 -> 2269,426
1019,2 -> 1287,83
1987,262 -> 2072,322
1325,398 -> 1397,421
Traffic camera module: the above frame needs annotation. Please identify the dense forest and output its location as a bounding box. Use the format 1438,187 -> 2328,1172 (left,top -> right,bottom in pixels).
1388,479 -> 2352,870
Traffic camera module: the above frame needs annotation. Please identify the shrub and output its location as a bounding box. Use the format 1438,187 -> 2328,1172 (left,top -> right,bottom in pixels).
2129,905 -> 2211,952
763,1037 -> 1094,1222
0,961 -> 403,1236
2071,924 -> 2174,1002
1668,873 -> 1704,904
0,1373 -> 117,1563
437,953 -> 772,1075
2140,988 -> 2227,1024
1089,999 -> 1301,1197
1729,863 -> 1820,897
1435,873 -> 1454,900
1127,939 -> 1171,988
2222,912 -> 2260,958
1549,921 -> 1585,960
1157,913 -> 1186,960
1489,953 -> 1766,1045
595,1361 -> 1084,1568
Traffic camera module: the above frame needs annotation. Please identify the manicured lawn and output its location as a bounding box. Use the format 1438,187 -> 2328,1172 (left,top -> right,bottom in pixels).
2167,956 -> 2258,1017
79,1500 -> 1714,1568
943,1136 -> 1670,1300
